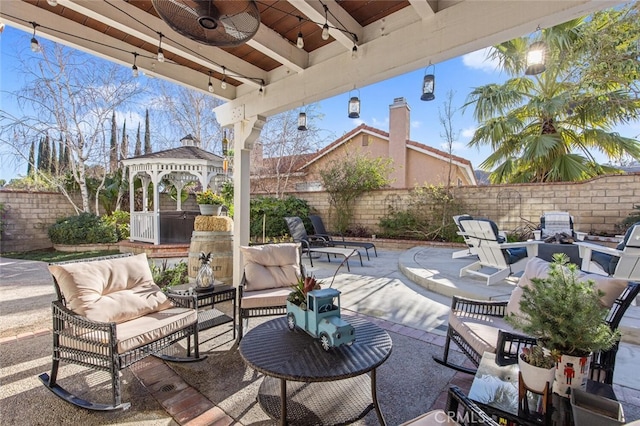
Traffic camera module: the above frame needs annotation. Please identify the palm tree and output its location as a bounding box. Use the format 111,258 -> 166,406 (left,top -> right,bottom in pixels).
465,7 -> 640,183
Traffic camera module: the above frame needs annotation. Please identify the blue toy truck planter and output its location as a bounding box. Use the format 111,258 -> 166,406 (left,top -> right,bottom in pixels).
286,288 -> 355,351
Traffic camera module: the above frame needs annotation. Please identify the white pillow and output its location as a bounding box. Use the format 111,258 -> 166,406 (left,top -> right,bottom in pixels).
241,243 -> 301,291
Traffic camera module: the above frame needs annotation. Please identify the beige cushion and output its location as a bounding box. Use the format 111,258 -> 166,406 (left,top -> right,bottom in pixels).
241,287 -> 292,309
449,310 -> 516,356
60,307 -> 196,353
49,254 -> 172,324
399,409 -> 460,425
241,243 -> 301,291
506,257 -> 628,317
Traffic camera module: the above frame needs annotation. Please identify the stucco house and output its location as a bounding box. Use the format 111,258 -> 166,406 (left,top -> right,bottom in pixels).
250,97 -> 476,194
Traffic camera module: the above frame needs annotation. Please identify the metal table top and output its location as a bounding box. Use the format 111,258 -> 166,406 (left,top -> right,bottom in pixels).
239,315 -> 393,382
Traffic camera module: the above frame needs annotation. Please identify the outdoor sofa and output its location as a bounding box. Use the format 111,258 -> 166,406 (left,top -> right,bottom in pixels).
39,253 -> 203,411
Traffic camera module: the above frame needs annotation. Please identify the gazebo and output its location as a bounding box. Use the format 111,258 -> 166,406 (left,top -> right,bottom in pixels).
121,135 -> 226,245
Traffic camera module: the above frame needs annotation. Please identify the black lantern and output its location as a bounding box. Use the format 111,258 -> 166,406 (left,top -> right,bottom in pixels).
297,111 -> 307,131
421,64 -> 435,101
221,131 -> 229,156
525,41 -> 546,75
348,90 -> 360,119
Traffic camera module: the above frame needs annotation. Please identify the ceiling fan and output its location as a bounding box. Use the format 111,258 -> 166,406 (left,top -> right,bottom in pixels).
152,0 -> 260,47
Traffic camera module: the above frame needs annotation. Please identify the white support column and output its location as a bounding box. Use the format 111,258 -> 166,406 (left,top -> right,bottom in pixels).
128,169 -> 135,242
232,115 -> 266,286
151,169 -> 161,245
141,175 -> 151,212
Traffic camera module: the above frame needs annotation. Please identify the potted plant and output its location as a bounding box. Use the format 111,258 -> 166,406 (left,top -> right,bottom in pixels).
196,189 -> 225,216
517,345 -> 556,394
506,253 -> 620,396
287,272 -> 321,311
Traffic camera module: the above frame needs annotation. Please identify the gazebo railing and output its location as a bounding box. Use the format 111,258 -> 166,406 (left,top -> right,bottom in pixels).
130,212 -> 156,243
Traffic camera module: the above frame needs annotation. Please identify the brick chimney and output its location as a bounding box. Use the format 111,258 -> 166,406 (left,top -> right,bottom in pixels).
388,97 -> 409,188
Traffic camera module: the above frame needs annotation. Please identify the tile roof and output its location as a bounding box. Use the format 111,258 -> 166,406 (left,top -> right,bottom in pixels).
127,146 -> 223,162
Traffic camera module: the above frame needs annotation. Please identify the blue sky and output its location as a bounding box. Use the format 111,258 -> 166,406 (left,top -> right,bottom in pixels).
1,24 -> 639,183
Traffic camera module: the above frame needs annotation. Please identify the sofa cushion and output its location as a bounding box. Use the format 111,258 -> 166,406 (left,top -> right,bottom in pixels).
240,287 -> 292,309
60,306 -> 197,354
506,257 -> 628,318
241,243 -> 301,291
49,254 -> 172,324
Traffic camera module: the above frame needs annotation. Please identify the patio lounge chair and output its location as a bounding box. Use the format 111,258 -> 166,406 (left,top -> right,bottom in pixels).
435,257 -> 640,384
539,211 -> 575,240
39,253 -> 203,411
452,214 -> 477,259
285,216 -> 363,271
237,243 -> 301,341
457,218 -> 534,285
400,385 -> 499,426
309,214 -> 377,260
576,222 -> 640,280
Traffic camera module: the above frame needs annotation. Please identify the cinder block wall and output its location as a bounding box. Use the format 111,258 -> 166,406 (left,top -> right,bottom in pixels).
0,190 -> 79,252
1,173 -> 638,252
291,173 -> 640,235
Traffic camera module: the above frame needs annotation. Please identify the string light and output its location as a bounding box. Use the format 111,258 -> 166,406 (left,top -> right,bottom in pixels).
321,5 -> 330,41
30,22 -> 41,53
157,32 -> 165,62
131,52 -> 139,77
351,44 -> 358,59
0,21 -> 6,35
46,0 -> 58,6
208,70 -> 214,93
296,17 -> 304,49
259,80 -> 265,96
221,66 -> 227,90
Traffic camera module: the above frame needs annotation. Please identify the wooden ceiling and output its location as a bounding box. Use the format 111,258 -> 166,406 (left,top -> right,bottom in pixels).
1,0 -> 622,127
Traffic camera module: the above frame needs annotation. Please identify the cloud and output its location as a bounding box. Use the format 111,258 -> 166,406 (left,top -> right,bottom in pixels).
411,120 -> 421,129
461,126 -> 477,139
351,118 -> 365,127
462,47 -> 501,73
371,116 -> 389,128
439,141 -> 466,153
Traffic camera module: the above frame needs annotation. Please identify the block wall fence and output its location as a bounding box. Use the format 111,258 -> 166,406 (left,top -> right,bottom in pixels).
0,173 -> 638,252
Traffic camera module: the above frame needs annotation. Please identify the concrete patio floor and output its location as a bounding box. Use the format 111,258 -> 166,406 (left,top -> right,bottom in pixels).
1,246 -> 639,425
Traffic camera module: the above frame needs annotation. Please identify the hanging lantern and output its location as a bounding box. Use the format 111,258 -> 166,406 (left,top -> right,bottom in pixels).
348,89 -> 360,119
196,252 -> 214,289
421,64 -> 435,101
297,111 -> 307,131
221,131 -> 229,156
525,41 -> 546,75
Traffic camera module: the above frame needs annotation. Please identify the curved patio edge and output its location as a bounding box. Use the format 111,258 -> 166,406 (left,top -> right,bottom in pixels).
398,246 -> 640,346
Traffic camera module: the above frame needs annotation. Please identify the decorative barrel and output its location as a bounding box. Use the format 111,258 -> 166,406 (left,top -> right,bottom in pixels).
188,216 -> 233,284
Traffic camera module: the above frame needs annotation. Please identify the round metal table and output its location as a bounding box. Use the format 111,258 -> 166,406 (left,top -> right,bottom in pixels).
239,315 -> 393,425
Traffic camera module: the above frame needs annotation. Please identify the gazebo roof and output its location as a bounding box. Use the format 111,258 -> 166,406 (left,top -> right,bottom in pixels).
125,146 -> 224,163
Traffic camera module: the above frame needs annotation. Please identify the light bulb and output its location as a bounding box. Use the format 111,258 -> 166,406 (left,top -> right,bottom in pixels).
0,22 -> 5,34
157,48 -> 164,62
30,37 -> 41,53
322,24 -> 330,41
351,45 -> 358,59
47,0 -> 58,6
208,82 -> 214,93
297,32 -> 304,49
132,64 -> 139,77
221,79 -> 227,90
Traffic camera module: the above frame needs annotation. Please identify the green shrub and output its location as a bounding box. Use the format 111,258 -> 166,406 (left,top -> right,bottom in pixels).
102,211 -> 130,240
150,260 -> 188,291
250,196 -> 311,241
619,204 -> 640,232
48,213 -> 118,244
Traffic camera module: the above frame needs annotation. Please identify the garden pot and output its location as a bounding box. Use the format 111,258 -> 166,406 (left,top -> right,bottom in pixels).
198,204 -> 222,216
518,356 -> 555,394
554,353 -> 591,397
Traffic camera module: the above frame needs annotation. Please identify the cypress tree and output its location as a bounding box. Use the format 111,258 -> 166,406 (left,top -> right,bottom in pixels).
51,141 -> 58,175
27,141 -> 35,176
37,137 -> 44,171
134,122 -> 142,156
58,137 -> 65,173
120,119 -> 128,161
110,111 -> 118,172
42,134 -> 51,172
144,109 -> 152,154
